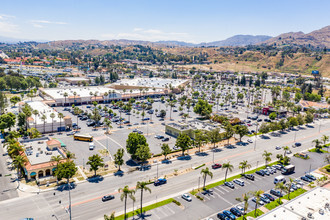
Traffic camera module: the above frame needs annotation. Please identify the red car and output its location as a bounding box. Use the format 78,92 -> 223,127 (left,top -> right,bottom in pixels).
212,163 -> 222,169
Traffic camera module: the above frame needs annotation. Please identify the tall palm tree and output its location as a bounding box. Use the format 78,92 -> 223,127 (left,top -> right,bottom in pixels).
262,150 -> 272,166
50,113 -> 55,133
66,151 -> 76,161
32,109 -> 39,129
63,92 -> 68,106
119,185 -> 135,220
89,91 -> 93,103
239,160 -> 251,175
8,142 -> 23,157
73,91 -> 77,105
51,155 -> 62,182
321,135 -> 329,146
286,178 -> 294,200
283,146 -> 290,157
136,181 -> 151,217
312,139 -> 322,151
275,182 -> 286,204
13,155 -> 27,186
222,162 -> 234,182
253,190 -> 264,217
242,193 -> 251,220
41,114 -> 47,133
58,113 -> 64,132
201,167 -> 213,189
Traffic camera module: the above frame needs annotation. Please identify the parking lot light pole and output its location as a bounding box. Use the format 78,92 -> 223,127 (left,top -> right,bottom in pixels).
156,162 -> 159,179
198,176 -> 201,192
212,148 -> 215,164
256,161 -> 259,172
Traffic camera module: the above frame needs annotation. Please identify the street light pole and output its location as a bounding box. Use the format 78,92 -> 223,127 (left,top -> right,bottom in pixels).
198,176 -> 201,192
256,161 -> 259,172
156,162 -> 159,179
68,180 -> 72,220
294,130 -> 297,142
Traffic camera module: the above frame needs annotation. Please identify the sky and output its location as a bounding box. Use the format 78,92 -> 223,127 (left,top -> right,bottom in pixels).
0,0 -> 329,43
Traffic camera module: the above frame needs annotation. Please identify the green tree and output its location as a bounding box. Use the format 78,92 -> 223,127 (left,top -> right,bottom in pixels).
86,154 -> 104,176
312,139 -> 322,151
54,160 -> 77,183
222,162 -> 234,182
10,96 -> 21,107
208,128 -> 221,149
275,182 -> 286,203
239,160 -> 251,175
269,112 -> 277,120
41,114 -> 47,133
32,109 -> 39,129
50,112 -> 55,133
118,186 -> 135,220
161,143 -> 171,160
114,148 -> 124,171
225,123 -> 234,145
193,99 -> 212,119
175,133 -> 192,156
305,112 -> 314,124
201,167 -> 213,189
296,114 -> 304,126
194,130 -> 208,152
13,155 -> 27,184
136,181 -> 151,217
126,132 -> 147,159
262,150 -> 272,166
289,117 -> 298,127
283,146 -> 290,157
0,112 -> 16,131
286,178 -> 294,200
136,144 -> 151,164
234,125 -> 249,142
104,212 -> 115,220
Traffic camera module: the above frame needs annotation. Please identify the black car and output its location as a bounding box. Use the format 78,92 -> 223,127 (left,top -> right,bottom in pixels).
263,193 -> 275,201
244,174 -> 255,180
102,195 -> 115,202
217,213 -> 227,220
301,176 -> 313,182
162,137 -> 169,142
256,170 -> 265,176
154,178 -> 167,186
305,174 -> 316,181
230,207 -> 242,217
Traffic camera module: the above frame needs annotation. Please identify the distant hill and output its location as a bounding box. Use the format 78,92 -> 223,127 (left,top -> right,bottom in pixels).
261,25 -> 330,48
198,35 -> 272,47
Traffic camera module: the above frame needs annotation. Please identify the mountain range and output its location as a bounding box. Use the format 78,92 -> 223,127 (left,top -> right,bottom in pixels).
0,25 -> 329,48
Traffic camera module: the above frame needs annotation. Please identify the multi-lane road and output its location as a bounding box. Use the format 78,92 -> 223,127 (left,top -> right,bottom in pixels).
0,119 -> 329,220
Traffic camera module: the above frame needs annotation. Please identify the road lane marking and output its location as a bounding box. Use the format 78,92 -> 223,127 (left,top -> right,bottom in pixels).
205,149 -> 254,166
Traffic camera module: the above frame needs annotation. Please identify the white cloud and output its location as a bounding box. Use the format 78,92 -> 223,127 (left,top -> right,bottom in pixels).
30,20 -> 67,28
101,28 -> 194,42
0,14 -> 18,34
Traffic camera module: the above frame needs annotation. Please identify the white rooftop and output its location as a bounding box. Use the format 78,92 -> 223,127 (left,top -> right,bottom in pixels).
114,77 -> 188,88
43,86 -> 116,99
27,101 -> 62,124
22,139 -> 63,165
258,187 -> 330,220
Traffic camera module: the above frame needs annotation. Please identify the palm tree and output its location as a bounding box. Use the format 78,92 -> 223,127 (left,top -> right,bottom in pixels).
51,155 -> 62,182
283,146 -> 290,157
104,118 -> 112,134
73,91 -> 77,105
239,160 -> 251,175
275,182 -> 286,204
312,139 -> 322,151
66,151 -> 76,161
286,178 -> 294,200
253,190 -> 264,217
13,155 -> 27,186
8,142 -> 23,157
32,109 -> 39,129
41,114 -> 47,133
242,193 -> 250,220
119,185 -> 135,220
63,92 -> 68,106
222,162 -> 234,182
89,91 -> 94,103
201,167 -> 213,189
58,113 -> 64,132
50,113 -> 55,133
262,150 -> 272,166
321,135 -> 329,152
136,181 -> 151,217
104,92 -> 108,104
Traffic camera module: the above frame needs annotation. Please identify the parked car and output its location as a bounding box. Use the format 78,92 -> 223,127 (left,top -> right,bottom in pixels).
230,207 -> 242,217
252,197 -> 264,205
162,137 -> 169,142
102,195 -> 115,202
223,210 -> 236,220
233,179 -> 244,186
263,169 -> 270,175
270,189 -> 283,197
256,170 -> 265,176
260,195 -> 270,203
89,143 -> 95,150
275,146 -> 282,150
244,174 -> 255,180
295,142 -> 302,147
301,176 -> 313,182
217,213 -> 228,220
224,181 -> 235,189
305,174 -> 316,181
155,135 -> 164,139
181,193 -> 192,202
247,139 -> 253,143
154,178 -> 167,186
212,163 -> 222,169
263,193 -> 275,201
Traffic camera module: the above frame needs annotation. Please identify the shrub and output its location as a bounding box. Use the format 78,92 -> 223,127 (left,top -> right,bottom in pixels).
172,199 -> 181,206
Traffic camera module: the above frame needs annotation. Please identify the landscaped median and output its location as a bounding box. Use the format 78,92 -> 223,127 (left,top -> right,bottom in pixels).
191,161 -> 279,195
114,198 -> 181,220
236,209 -> 264,220
264,188 -> 307,211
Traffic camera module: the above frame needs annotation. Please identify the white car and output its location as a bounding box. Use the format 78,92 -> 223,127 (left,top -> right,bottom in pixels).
247,139 -> 253,143
181,193 -> 192,202
275,146 -> 281,150
233,179 -> 245,186
89,142 -> 95,150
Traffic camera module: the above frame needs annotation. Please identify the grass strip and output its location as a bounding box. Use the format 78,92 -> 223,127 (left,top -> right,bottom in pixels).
236,209 -> 264,220
265,188 -> 306,210
194,164 -> 205,170
115,198 -> 174,220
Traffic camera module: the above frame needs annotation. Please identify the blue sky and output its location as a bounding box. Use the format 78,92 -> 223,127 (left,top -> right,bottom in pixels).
0,0 -> 329,43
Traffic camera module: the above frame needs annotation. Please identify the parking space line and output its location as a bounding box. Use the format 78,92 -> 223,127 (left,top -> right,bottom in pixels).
220,186 -> 230,193
245,181 -> 251,185
213,187 -> 225,195
209,193 -> 216,198
220,196 -> 235,206
150,209 -> 161,219
94,139 -> 114,161
213,191 -> 221,198
203,195 -> 210,201
163,205 -> 175,215
157,206 -> 168,217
